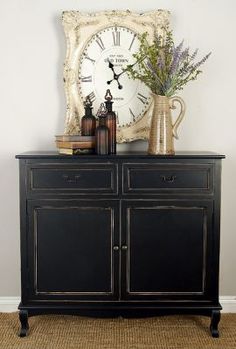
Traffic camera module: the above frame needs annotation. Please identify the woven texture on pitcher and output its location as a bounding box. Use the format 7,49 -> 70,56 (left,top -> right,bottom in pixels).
148,95 -> 174,155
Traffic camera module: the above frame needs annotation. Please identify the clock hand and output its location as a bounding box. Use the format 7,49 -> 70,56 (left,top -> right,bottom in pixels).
107,60 -> 116,85
116,62 -> 137,78
107,58 -> 142,88
112,64 -> 137,89
116,70 -> 126,79
107,77 -> 123,89
108,60 -> 115,75
107,60 -> 123,89
107,60 -> 138,89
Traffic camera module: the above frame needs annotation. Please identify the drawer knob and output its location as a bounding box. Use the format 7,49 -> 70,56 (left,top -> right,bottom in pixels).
161,175 -> 176,183
121,245 -> 128,250
62,174 -> 81,183
113,246 -> 119,251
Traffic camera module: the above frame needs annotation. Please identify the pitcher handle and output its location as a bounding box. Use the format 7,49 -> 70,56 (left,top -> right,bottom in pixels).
169,96 -> 185,140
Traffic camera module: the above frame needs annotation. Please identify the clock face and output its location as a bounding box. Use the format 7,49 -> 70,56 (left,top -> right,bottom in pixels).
78,26 -> 152,128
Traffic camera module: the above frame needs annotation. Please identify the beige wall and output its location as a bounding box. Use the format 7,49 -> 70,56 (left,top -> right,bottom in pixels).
0,0 -> 235,296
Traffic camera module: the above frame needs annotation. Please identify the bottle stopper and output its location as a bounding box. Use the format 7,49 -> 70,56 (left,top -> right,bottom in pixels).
84,95 -> 93,107
105,89 -> 113,101
96,103 -> 107,117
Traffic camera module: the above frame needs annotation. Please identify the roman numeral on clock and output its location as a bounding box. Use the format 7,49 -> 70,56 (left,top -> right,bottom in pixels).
87,91 -> 96,102
129,108 -> 136,122
84,55 -> 95,64
81,75 -> 92,82
95,35 -> 105,51
137,93 -> 148,104
129,34 -> 136,51
112,29 -> 120,46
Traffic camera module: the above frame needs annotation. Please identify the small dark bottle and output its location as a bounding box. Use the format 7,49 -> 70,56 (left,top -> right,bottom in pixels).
95,103 -> 109,155
104,89 -> 117,154
81,96 -> 96,136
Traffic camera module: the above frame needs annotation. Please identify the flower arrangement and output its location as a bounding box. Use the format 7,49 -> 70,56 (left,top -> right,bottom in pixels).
125,29 -> 211,97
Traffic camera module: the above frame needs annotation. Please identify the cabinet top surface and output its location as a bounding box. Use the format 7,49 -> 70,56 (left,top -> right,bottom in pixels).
15,151 -> 225,159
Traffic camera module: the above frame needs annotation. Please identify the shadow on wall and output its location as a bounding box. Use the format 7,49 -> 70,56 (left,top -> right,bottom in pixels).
0,154 -> 21,296
53,13 -> 67,135
117,140 -> 148,152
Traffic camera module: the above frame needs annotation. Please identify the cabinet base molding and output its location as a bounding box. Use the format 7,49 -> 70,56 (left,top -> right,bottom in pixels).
18,302 -> 222,338
1,297 -> 236,312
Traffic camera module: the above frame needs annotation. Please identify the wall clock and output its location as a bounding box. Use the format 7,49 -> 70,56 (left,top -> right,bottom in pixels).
62,10 -> 170,142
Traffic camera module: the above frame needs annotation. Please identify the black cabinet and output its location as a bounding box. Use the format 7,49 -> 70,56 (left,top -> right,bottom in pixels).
16,151 -> 224,337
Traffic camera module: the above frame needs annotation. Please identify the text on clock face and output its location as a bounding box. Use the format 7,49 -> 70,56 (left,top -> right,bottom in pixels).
105,58 -> 129,64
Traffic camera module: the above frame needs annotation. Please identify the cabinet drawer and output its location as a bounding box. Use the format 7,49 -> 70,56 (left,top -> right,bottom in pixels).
123,163 -> 213,194
28,163 -> 118,194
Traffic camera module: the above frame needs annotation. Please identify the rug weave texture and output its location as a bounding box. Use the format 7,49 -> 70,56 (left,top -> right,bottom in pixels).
0,313 -> 236,349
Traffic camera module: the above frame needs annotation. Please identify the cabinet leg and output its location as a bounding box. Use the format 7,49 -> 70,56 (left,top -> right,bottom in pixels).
210,310 -> 221,338
19,310 -> 29,337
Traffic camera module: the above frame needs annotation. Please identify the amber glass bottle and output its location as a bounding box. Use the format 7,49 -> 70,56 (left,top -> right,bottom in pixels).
104,90 -> 116,154
81,96 -> 96,136
95,103 -> 109,155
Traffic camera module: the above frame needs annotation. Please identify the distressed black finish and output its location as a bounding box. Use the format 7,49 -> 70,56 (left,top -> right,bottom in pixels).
16,151 -> 224,337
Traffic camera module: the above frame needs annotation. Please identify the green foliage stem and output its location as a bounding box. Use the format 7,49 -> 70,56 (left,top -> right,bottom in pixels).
125,29 -> 211,97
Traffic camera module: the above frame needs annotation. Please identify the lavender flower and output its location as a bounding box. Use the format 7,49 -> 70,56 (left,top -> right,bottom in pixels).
125,29 -> 211,97
169,40 -> 184,74
146,59 -> 165,89
179,48 -> 189,64
190,48 -> 198,61
192,52 -> 212,70
157,56 -> 164,69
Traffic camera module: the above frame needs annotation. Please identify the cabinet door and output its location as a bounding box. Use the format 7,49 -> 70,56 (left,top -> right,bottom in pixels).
27,200 -> 119,301
121,200 -> 213,301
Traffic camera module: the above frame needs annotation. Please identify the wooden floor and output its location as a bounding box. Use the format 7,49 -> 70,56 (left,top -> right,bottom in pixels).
0,312 -> 236,349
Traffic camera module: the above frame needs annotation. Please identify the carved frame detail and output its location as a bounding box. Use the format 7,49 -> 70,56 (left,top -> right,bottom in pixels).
62,10 -> 170,143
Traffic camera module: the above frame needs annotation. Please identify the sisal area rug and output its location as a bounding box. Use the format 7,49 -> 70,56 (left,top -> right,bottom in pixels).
0,312 -> 236,349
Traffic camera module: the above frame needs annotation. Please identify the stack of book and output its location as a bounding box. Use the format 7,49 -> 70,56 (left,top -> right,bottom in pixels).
55,135 -> 95,155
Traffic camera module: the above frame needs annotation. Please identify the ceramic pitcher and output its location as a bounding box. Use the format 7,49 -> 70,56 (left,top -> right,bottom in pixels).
148,94 -> 185,155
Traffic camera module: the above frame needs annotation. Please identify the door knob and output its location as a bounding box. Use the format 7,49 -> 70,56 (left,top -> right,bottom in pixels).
113,246 -> 119,251
121,245 -> 128,250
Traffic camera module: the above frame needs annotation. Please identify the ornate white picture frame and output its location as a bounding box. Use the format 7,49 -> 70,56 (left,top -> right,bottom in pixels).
62,10 -> 170,143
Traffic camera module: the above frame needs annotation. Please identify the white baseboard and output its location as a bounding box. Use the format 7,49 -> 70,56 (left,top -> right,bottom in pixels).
0,297 -> 20,313
220,296 -> 236,313
0,296 -> 236,313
